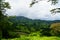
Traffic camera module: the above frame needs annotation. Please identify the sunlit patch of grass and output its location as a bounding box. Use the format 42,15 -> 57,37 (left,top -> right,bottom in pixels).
40,36 -> 60,40
2,36 -> 60,40
1,32 -> 60,40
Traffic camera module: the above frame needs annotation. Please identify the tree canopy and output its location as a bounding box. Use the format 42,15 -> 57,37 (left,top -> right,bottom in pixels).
30,0 -> 60,14
0,0 -> 11,38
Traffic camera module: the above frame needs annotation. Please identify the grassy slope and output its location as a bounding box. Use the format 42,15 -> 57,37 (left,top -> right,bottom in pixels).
2,36 -> 60,40
2,35 -> 60,40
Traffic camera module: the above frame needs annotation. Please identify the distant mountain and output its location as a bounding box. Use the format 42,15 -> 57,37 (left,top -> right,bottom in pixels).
9,16 -> 32,23
9,16 -> 60,32
9,16 -> 60,24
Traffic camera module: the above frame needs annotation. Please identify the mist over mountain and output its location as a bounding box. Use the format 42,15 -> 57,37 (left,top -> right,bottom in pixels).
9,16 -> 60,24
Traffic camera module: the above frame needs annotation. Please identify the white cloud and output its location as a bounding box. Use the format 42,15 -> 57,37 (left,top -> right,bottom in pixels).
5,0 -> 60,20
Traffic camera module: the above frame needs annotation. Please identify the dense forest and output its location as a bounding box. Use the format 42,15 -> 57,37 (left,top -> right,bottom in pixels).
1,0 -> 60,40
1,16 -> 60,39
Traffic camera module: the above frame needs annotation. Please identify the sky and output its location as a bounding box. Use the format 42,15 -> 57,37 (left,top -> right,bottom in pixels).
5,0 -> 60,20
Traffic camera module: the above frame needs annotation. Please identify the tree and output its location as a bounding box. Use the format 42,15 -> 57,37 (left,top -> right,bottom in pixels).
0,0 -> 10,38
30,0 -> 60,14
50,23 -> 60,36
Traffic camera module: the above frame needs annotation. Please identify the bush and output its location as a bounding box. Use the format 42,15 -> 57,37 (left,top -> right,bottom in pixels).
50,23 -> 60,36
29,32 -> 40,36
8,31 -> 20,38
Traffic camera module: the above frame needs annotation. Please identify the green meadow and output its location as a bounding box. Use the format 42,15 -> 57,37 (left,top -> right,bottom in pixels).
2,32 -> 60,40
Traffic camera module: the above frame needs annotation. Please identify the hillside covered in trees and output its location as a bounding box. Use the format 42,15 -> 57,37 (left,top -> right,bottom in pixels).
2,16 -> 60,37
1,0 -> 60,40
1,16 -> 60,40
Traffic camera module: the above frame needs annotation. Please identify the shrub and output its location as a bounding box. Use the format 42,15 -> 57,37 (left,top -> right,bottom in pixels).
8,31 -> 20,38
50,23 -> 60,36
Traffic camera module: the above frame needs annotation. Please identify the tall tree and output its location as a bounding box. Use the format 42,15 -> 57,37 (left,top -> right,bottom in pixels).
0,0 -> 10,38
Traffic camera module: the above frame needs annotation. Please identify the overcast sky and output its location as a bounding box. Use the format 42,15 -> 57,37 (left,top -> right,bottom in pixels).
5,0 -> 60,20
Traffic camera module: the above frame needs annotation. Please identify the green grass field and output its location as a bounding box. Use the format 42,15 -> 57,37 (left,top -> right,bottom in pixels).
1,32 -> 60,40
2,36 -> 60,40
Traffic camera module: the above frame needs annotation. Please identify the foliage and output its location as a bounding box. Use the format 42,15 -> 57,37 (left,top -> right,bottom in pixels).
30,0 -> 58,7
1,16 -> 60,38
50,23 -> 60,36
1,0 -> 60,39
8,31 -> 20,38
16,25 -> 30,33
1,34 -> 60,40
30,0 -> 60,14
1,16 -> 60,39
8,16 -> 60,36
0,0 -> 12,38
